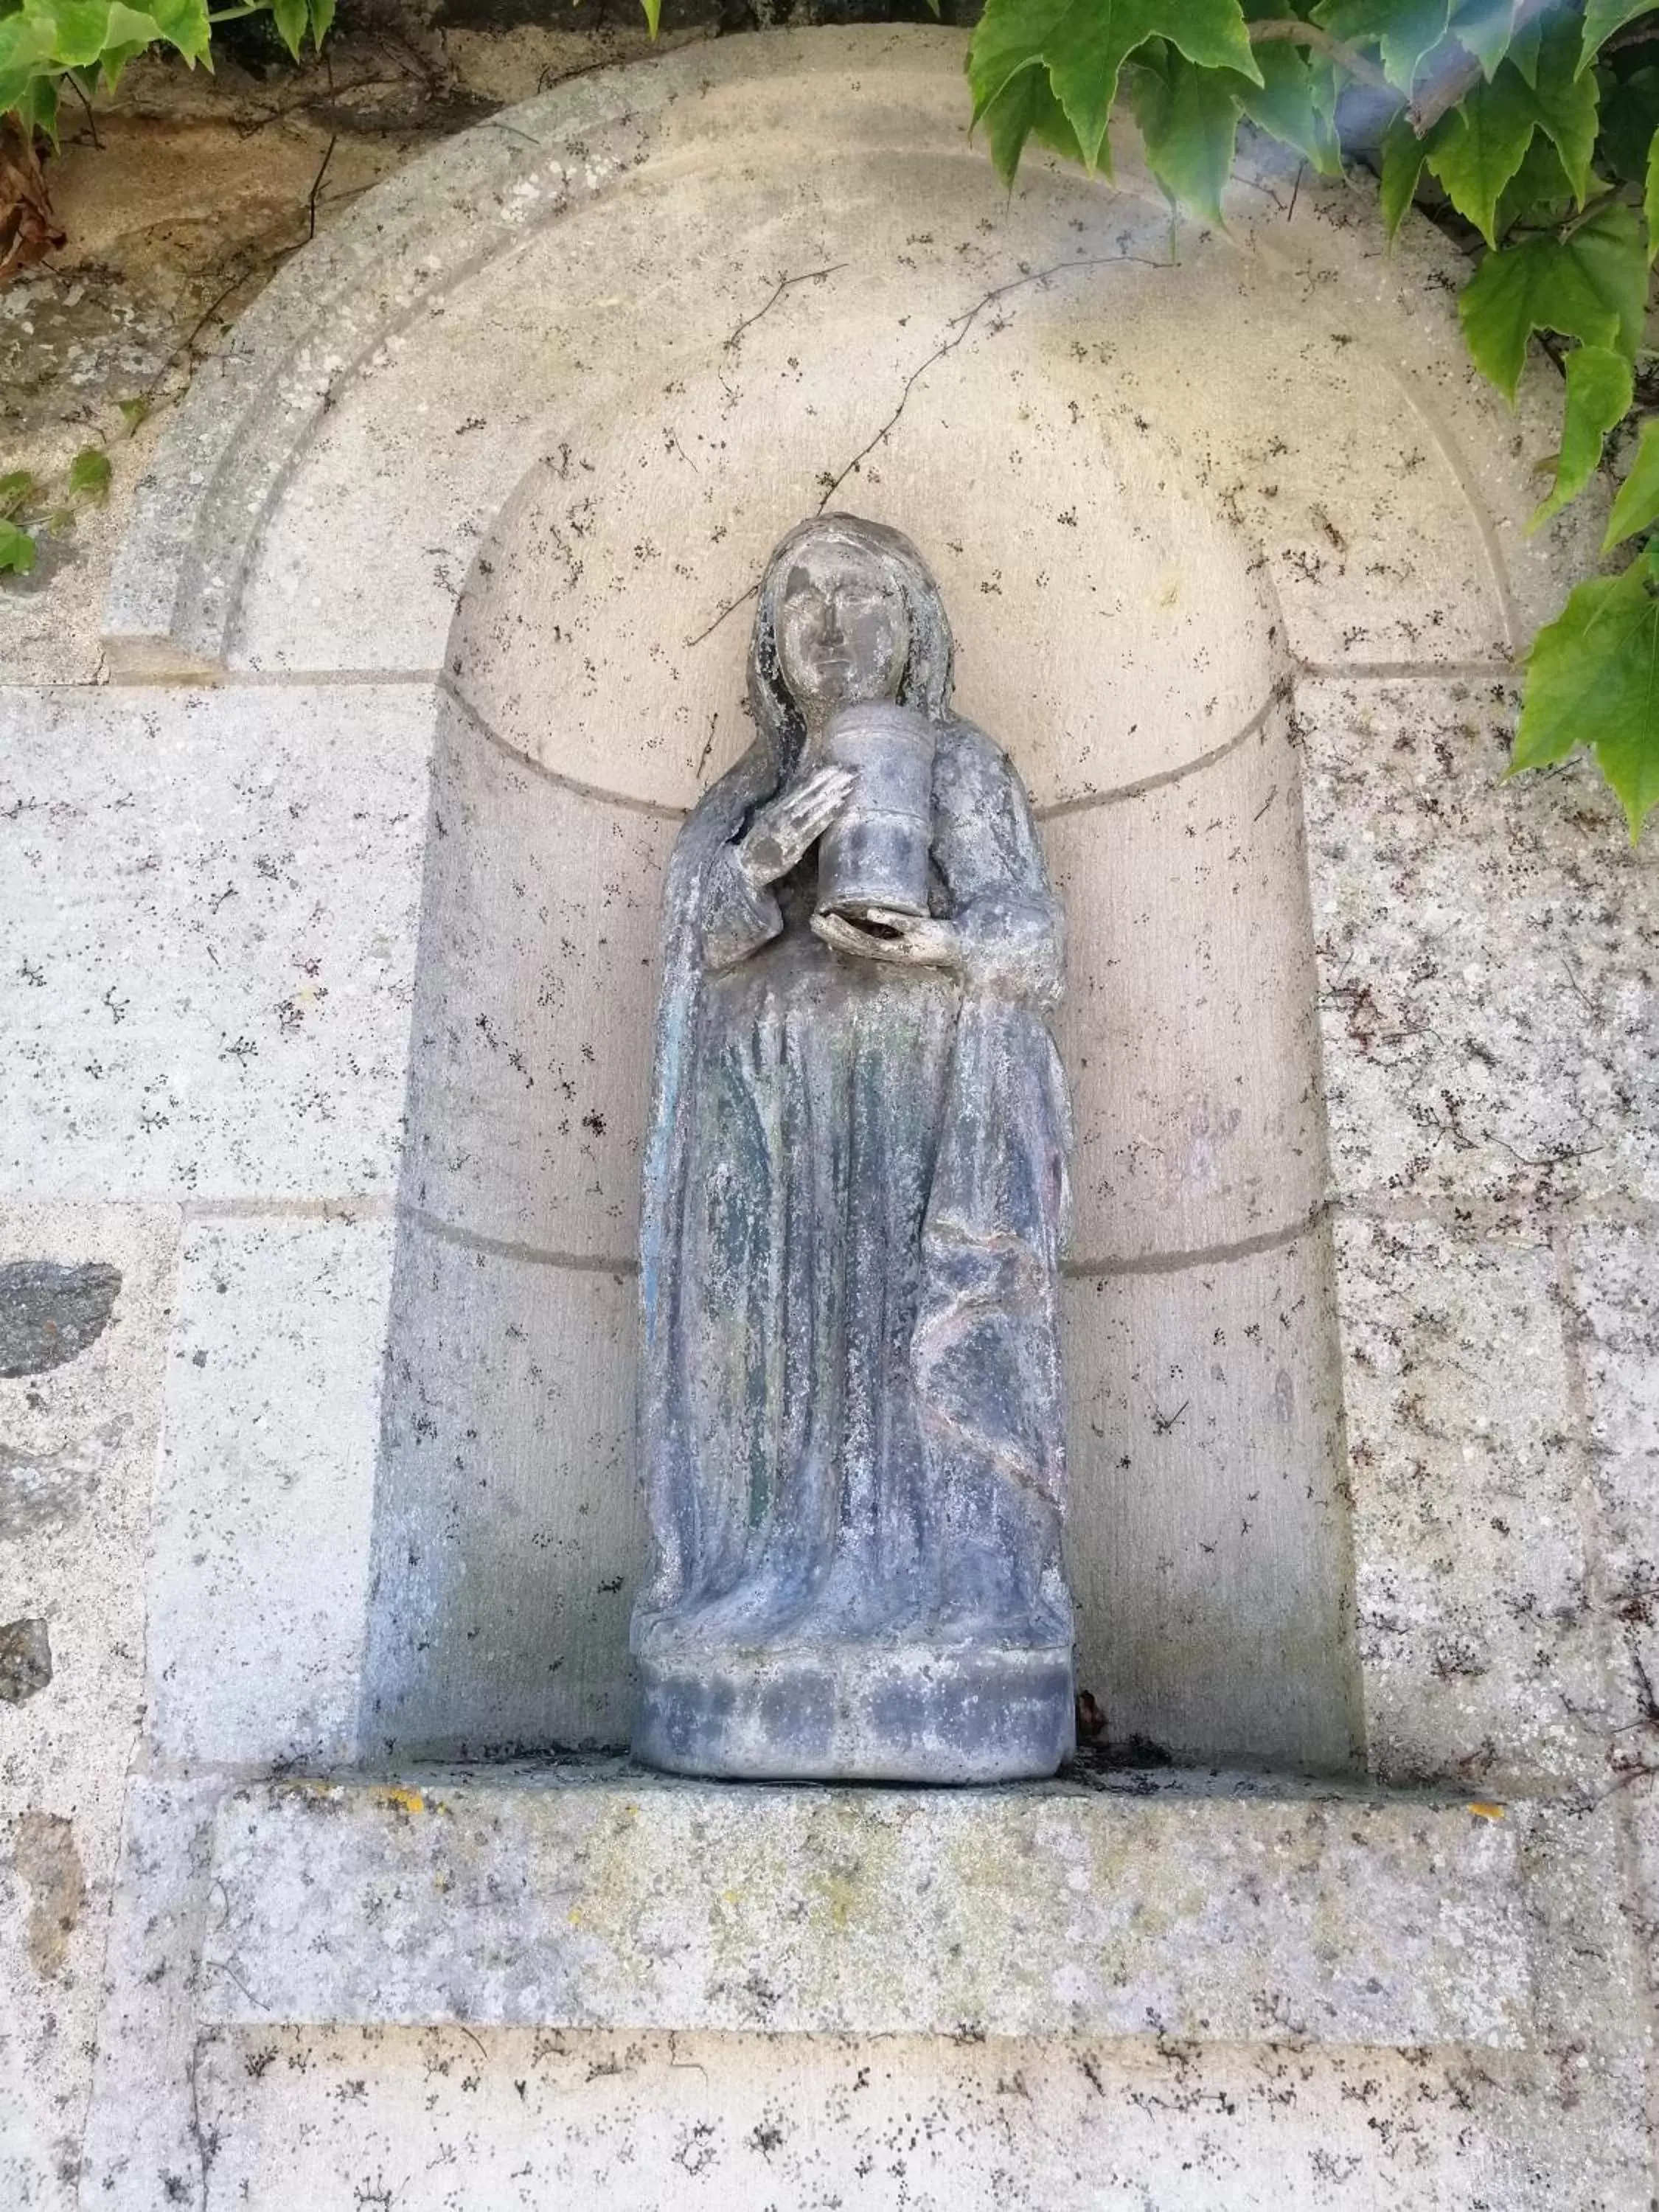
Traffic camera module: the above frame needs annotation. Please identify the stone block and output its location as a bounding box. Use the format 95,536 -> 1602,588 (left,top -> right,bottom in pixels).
1300,675 -> 1659,1214
1064,1222 -> 1360,1773
403,694 -> 675,1261
147,1212 -> 394,1766
1336,1214 -> 1607,1790
0,682 -> 435,1204
0,1200 -> 177,2212
199,1765 -> 1528,2047
1044,695 -> 1325,1267
1568,1219 -> 1659,1736
76,1775 -> 224,2212
360,1220 -> 641,1756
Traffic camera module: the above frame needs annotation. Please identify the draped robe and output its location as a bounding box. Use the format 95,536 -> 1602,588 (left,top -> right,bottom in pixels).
633,714 -> 1074,1668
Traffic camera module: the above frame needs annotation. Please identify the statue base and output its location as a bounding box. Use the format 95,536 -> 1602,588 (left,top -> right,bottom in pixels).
633,1638 -> 1076,1784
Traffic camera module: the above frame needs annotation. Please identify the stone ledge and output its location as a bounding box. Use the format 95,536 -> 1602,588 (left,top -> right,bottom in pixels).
199,1762 -> 1529,2047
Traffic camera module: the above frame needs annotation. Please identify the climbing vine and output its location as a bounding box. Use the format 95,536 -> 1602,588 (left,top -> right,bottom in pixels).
956,0 -> 1659,835
2,0 -> 1658,832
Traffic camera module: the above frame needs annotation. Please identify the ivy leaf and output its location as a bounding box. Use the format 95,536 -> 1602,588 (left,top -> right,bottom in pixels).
1424,66 -> 1536,244
270,0 -> 305,59
1458,201 -> 1646,397
1380,108 -> 1426,240
968,0 -> 1259,177
1225,41 -> 1342,173
17,69 -> 60,145
1647,125 -> 1659,260
1579,0 -> 1659,74
67,446 -> 111,503
980,60 -> 1088,181
1452,0 -> 1519,80
1604,413 -> 1659,546
1514,538 -> 1659,838
1316,0 -> 1450,94
1492,132 -> 1581,236
0,470 -> 37,519
1531,341 -> 1632,528
116,394 -> 152,434
0,520 -> 38,576
309,0 -> 334,44
1520,15 -> 1600,203
1595,60 -> 1659,184
1133,44 -> 1241,223
148,0 -> 209,60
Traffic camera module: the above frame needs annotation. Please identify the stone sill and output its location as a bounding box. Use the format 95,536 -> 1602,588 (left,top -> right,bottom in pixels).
199,1759 -> 1529,2048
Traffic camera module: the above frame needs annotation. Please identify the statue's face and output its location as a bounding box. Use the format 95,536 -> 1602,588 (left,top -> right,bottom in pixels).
776,543 -> 908,717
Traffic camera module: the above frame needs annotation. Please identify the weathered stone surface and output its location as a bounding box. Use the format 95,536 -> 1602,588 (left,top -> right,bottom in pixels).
1301,676 -> 1659,1215
0,1200 -> 175,2212
0,1617 -> 52,1703
189,2012 -> 1651,2212
105,32 -> 1586,695
0,683 -> 435,1203
1336,1214 -> 1607,1791
1568,1218 -> 1659,1747
147,1212 -> 394,1766
0,1261 -> 122,1377
403,691 -> 676,1262
201,1765 -> 1528,2047
77,1775 -> 224,2212
361,1221 -> 641,1756
1044,693 -> 1324,1267
1064,1223 -> 1360,1774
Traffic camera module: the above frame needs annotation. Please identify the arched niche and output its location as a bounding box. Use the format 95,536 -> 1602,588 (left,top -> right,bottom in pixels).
106,28 -> 1590,1770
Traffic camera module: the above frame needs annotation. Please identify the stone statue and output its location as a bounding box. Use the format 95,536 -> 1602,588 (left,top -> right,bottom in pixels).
631,514 -> 1076,1782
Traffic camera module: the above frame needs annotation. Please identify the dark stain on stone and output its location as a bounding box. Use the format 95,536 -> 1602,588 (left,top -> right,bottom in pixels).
13,1809 -> 85,1978
0,1616 -> 52,1703
0,1260 -> 123,1377
0,1425 -> 119,1540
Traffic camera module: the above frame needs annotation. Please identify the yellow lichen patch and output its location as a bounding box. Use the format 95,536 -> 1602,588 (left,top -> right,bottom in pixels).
374,1785 -> 429,1817
1466,1803 -> 1506,1823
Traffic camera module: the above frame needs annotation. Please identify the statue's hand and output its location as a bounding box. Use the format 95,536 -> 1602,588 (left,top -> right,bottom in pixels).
738,766 -> 854,889
810,908 -> 963,970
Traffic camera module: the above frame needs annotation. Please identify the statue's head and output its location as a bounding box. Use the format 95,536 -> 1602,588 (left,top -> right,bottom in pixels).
749,514 -> 953,765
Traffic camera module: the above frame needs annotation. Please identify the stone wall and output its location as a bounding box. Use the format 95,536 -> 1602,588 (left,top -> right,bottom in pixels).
3,28 -> 1657,2210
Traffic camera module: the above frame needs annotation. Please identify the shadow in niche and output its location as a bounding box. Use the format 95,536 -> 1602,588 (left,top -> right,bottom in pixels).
358,462 -> 1365,1777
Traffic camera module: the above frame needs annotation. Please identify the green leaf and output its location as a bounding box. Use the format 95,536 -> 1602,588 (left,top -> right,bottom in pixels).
66,445 -> 111,502
18,68 -> 60,145
1514,539 -> 1659,836
307,0 -> 333,44
0,519 -> 38,576
1579,0 -> 1658,75
148,0 -> 209,58
1225,40 -> 1342,173
1604,412 -> 1659,546
1316,0 -> 1450,94
1424,66 -> 1536,244
116,394 -> 152,434
1133,44 -> 1240,223
1453,0 -> 1518,80
1506,13 -> 1541,83
640,0 -> 659,29
1458,200 -> 1646,397
1493,131 -> 1578,235
980,60 -> 1085,182
1647,123 -> 1659,260
269,0 -> 305,58
1531,341 -> 1632,527
0,470 -> 37,519
1521,15 -> 1600,203
1380,108 -> 1426,240
968,0 -> 1259,177
1595,60 -> 1659,183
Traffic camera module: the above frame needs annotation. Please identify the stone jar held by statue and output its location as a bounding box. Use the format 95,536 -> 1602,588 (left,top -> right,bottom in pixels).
815,701 -> 936,922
